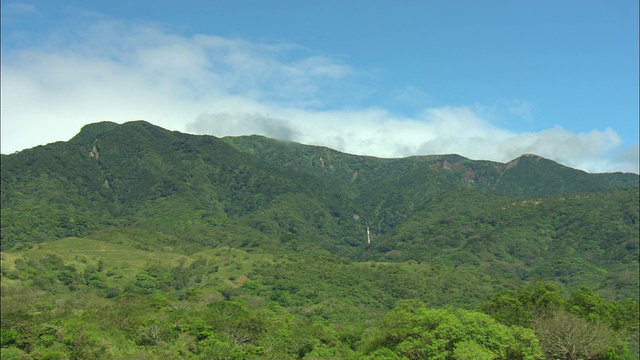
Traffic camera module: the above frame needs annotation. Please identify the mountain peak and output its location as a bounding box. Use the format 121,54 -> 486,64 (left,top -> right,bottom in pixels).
78,121 -> 120,134
75,120 -> 166,137
505,153 -> 558,169
519,153 -> 545,159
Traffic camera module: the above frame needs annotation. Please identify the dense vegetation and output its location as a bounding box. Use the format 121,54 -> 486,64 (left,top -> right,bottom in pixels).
2,239 -> 637,359
1,120 -> 638,358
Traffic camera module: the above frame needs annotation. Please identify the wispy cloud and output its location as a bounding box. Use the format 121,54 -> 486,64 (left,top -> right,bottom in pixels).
1,17 -> 637,173
186,107 -> 632,173
188,112 -> 301,141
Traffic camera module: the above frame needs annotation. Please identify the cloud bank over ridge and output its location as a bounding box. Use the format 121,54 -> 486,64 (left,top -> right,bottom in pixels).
187,108 -> 632,174
2,17 -> 637,173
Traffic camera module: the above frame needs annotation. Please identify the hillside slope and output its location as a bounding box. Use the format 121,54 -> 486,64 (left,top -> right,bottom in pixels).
1,120 -> 638,298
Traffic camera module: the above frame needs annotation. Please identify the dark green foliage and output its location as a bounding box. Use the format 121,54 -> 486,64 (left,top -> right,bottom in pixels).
480,282 -> 566,327
481,282 -> 638,331
363,188 -> 639,299
246,255 -> 519,314
1,120 -> 638,358
2,121 -> 637,299
491,154 -> 637,198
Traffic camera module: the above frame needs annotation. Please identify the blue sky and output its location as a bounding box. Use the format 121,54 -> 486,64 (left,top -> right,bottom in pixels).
2,0 -> 638,173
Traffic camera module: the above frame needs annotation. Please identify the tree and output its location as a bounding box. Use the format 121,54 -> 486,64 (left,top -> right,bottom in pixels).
568,286 -> 638,334
532,311 -> 623,360
480,282 -> 565,327
365,300 -> 544,360
453,341 -> 497,360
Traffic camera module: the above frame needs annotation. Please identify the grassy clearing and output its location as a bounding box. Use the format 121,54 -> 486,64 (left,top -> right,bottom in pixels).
1,237 -> 284,294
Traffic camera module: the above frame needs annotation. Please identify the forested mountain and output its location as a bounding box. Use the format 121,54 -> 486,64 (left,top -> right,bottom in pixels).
1,120 -> 638,359
2,121 -> 637,291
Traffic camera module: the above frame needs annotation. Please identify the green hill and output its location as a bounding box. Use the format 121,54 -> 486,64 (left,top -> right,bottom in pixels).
2,121 -> 638,293
1,120 -> 638,359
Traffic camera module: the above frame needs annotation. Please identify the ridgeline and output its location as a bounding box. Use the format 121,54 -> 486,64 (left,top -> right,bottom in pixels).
1,120 -> 638,359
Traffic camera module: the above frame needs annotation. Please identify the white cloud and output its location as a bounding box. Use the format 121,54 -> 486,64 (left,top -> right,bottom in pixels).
184,106 -> 635,173
187,112 -> 300,141
1,17 -> 637,174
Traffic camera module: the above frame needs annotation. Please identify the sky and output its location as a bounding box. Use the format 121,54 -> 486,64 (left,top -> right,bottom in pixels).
1,0 -> 638,173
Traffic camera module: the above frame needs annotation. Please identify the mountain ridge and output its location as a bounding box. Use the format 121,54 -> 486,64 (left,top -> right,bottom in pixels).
1,120 -> 638,299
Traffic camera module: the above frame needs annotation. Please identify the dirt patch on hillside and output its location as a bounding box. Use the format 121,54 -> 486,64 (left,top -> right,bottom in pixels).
226,275 -> 249,288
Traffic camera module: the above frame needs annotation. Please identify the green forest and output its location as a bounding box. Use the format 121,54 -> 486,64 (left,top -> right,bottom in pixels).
1,121 -> 638,359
